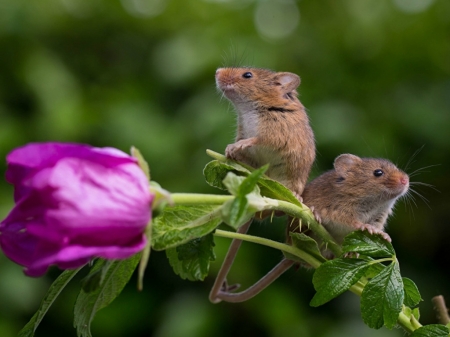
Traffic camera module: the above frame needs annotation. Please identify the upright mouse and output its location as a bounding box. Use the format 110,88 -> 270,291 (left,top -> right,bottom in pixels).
215,67 -> 315,199
291,153 -> 410,249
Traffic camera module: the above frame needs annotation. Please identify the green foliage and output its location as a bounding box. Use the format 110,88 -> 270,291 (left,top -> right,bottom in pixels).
361,262 -> 403,329
311,258 -> 370,307
403,277 -> 423,308
166,234 -> 215,281
73,255 -> 141,337
220,167 -> 267,228
151,205 -> 222,250
18,268 -> 83,337
311,231 -> 429,332
342,231 -> 395,257
411,325 -> 450,337
205,151 -> 301,206
286,232 -> 327,264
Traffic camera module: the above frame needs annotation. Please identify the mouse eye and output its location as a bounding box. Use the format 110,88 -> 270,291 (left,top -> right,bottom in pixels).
242,72 -> 253,79
373,169 -> 384,177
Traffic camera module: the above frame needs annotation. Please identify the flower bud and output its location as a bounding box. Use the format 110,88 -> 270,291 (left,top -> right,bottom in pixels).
0,142 -> 153,277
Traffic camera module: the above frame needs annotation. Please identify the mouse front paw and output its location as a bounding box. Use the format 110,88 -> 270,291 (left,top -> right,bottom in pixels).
225,138 -> 257,160
357,223 -> 392,243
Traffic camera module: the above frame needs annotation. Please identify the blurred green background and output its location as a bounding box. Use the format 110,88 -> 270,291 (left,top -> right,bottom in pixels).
1,0 -> 449,336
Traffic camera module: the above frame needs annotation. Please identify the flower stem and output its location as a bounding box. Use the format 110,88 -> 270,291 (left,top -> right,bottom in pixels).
171,193 -> 233,205
214,229 -> 322,269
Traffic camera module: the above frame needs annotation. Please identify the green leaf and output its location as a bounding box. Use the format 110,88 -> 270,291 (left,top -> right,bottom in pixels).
256,177 -> 301,206
81,260 -> 114,293
411,325 -> 449,337
403,277 -> 422,308
221,195 -> 253,229
310,258 -> 370,307
18,268 -> 82,337
222,171 -> 257,196
73,254 -> 141,337
204,151 -> 301,206
152,205 -> 222,251
203,160 -> 250,191
237,164 -> 268,196
342,231 -> 395,258
286,232 -> 326,264
220,170 -> 268,228
361,262 -> 404,329
365,259 -> 386,278
166,233 -> 215,281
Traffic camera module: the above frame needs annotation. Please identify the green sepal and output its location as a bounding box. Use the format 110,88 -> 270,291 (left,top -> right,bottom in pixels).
131,146 -> 150,180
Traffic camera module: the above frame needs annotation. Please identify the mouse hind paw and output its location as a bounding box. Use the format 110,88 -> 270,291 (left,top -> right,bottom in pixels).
356,223 -> 392,243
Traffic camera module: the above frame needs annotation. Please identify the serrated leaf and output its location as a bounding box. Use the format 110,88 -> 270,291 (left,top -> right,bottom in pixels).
257,178 -> 301,206
18,268 -> 82,337
365,259 -> 386,278
221,170 -> 273,228
221,195 -> 253,229
223,171 -> 258,196
203,152 -> 301,206
237,165 -> 268,196
73,254 -> 140,337
403,277 -> 422,308
286,232 -> 326,264
361,262 -> 404,329
166,234 -> 215,281
203,160 -> 250,190
152,205 -> 222,251
342,231 -> 395,258
311,258 -> 370,307
81,260 -> 114,293
411,324 -> 449,337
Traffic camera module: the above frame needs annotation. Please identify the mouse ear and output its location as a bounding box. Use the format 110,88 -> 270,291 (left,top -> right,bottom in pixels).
334,154 -> 362,174
274,72 -> 300,93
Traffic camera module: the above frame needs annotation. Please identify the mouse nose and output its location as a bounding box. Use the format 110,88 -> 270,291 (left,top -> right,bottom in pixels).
400,177 -> 409,185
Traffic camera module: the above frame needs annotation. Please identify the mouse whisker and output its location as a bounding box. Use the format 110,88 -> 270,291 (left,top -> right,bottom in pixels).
409,181 -> 440,192
408,188 -> 432,209
403,145 -> 425,172
407,164 -> 441,178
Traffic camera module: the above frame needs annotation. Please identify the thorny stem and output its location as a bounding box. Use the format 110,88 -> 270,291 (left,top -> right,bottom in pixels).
171,193 -> 342,257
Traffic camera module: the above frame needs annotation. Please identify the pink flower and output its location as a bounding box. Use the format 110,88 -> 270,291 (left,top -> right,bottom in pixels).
0,142 -> 152,277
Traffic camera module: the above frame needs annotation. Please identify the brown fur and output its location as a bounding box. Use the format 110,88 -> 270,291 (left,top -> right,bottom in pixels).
289,154 -> 409,253
216,67 -> 315,198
